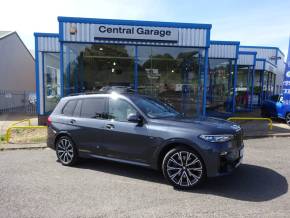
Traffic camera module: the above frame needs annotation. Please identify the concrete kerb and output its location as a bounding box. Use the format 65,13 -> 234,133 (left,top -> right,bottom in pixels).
0,143 -> 47,151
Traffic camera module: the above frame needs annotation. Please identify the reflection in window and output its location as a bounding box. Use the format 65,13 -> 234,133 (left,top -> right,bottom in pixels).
137,46 -> 204,116
108,98 -> 137,122
207,59 -> 233,113
236,65 -> 252,110
44,53 -> 61,113
63,44 -> 135,95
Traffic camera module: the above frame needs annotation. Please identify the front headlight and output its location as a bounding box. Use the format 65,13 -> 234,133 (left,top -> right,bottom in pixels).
199,134 -> 233,143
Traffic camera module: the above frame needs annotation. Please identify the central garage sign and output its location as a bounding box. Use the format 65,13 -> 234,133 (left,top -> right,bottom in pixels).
92,24 -> 179,42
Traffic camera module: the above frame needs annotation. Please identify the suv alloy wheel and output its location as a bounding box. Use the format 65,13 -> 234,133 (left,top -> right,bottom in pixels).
286,113 -> 290,125
162,146 -> 205,189
55,136 -> 78,166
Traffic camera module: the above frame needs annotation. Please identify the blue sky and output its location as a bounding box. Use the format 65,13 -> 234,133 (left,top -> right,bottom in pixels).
1,0 -> 289,58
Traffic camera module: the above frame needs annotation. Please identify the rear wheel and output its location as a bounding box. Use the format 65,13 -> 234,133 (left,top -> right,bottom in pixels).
55,136 -> 78,166
286,113 -> 290,125
162,146 -> 206,189
261,108 -> 269,118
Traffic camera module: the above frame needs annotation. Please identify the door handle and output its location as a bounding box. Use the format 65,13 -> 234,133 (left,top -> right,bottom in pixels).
70,119 -> 76,124
105,124 -> 115,130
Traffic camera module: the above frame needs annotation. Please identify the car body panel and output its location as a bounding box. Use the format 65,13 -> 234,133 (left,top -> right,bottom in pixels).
262,95 -> 290,119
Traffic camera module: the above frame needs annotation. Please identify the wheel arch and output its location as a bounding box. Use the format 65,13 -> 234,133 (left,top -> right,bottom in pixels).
54,132 -> 74,148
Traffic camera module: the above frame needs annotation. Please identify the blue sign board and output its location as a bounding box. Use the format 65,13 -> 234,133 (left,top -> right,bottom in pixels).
282,38 -> 290,105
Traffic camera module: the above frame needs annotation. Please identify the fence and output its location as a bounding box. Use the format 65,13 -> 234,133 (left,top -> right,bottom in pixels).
0,90 -> 36,114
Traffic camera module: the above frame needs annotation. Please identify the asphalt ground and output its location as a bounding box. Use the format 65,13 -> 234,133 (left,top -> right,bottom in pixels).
0,138 -> 289,218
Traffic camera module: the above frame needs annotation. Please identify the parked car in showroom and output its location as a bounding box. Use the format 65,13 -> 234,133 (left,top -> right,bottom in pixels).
261,94 -> 290,125
47,92 -> 244,189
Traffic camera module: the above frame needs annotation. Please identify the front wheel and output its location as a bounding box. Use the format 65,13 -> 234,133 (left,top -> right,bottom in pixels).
55,136 -> 78,166
286,113 -> 290,125
162,146 -> 206,189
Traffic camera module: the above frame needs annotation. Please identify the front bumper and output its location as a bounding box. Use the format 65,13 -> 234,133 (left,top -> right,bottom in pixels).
203,131 -> 244,177
218,145 -> 244,175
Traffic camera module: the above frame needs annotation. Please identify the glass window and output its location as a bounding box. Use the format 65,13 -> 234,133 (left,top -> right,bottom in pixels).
43,53 -> 61,113
62,100 -> 77,116
73,100 -> 82,117
137,46 -> 204,116
81,98 -> 107,119
132,96 -> 179,118
236,65 -> 252,110
63,44 -> 135,95
207,59 -> 233,113
108,98 -> 137,122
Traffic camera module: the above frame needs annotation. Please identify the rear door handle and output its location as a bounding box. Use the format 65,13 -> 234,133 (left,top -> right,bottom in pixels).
70,119 -> 76,124
105,124 -> 115,130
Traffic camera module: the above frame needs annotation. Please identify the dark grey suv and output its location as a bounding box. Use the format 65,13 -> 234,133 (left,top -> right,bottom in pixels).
47,92 -> 244,189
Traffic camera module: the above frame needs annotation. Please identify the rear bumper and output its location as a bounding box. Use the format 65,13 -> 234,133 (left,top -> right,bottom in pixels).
47,126 -> 56,149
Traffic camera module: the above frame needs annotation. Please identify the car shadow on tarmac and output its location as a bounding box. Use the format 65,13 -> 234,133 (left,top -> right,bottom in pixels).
75,159 -> 288,202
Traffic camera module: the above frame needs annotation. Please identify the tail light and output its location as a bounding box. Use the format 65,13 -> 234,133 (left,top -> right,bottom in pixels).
47,116 -> 52,125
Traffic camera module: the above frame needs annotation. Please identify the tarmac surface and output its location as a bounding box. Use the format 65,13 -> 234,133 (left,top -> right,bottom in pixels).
0,138 -> 289,217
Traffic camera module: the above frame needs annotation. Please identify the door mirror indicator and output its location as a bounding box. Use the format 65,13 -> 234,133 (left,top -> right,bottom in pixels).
127,113 -> 143,125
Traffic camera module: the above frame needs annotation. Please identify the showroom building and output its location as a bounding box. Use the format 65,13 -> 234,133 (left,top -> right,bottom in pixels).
34,16 -> 286,122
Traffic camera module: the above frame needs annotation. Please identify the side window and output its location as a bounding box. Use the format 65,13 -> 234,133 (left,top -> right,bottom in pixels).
73,100 -> 82,117
62,100 -> 77,116
108,98 -> 137,122
81,98 -> 107,119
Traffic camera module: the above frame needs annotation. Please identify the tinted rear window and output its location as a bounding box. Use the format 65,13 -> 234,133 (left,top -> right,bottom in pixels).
73,100 -> 82,117
81,98 -> 107,119
62,100 -> 77,116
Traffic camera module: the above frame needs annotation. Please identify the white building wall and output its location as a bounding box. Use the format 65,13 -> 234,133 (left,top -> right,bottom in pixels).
208,44 -> 237,59
0,33 -> 35,92
237,54 -> 255,66
240,47 -> 277,65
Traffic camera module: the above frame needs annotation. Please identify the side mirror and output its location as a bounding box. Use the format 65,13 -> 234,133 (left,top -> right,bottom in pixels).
127,113 -> 143,125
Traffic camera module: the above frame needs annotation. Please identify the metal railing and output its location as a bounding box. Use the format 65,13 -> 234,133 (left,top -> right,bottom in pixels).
0,90 -> 36,114
227,117 -> 273,130
5,119 -> 47,143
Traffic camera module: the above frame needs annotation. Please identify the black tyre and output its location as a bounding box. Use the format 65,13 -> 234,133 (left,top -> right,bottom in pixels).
261,108 -> 269,118
55,136 -> 78,166
286,113 -> 290,125
162,146 -> 206,189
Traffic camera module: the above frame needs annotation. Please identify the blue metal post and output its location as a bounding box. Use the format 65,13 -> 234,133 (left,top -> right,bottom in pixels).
232,59 -> 238,113
197,51 -> 202,115
265,71 -> 270,99
66,46 -> 71,95
202,48 -> 209,116
261,71 -> 265,103
250,66 -> 255,111
247,66 -> 250,110
73,52 -> 78,93
134,46 -> 138,92
34,35 -> 40,115
41,52 -> 46,114
60,42 -> 64,97
273,74 -> 276,95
